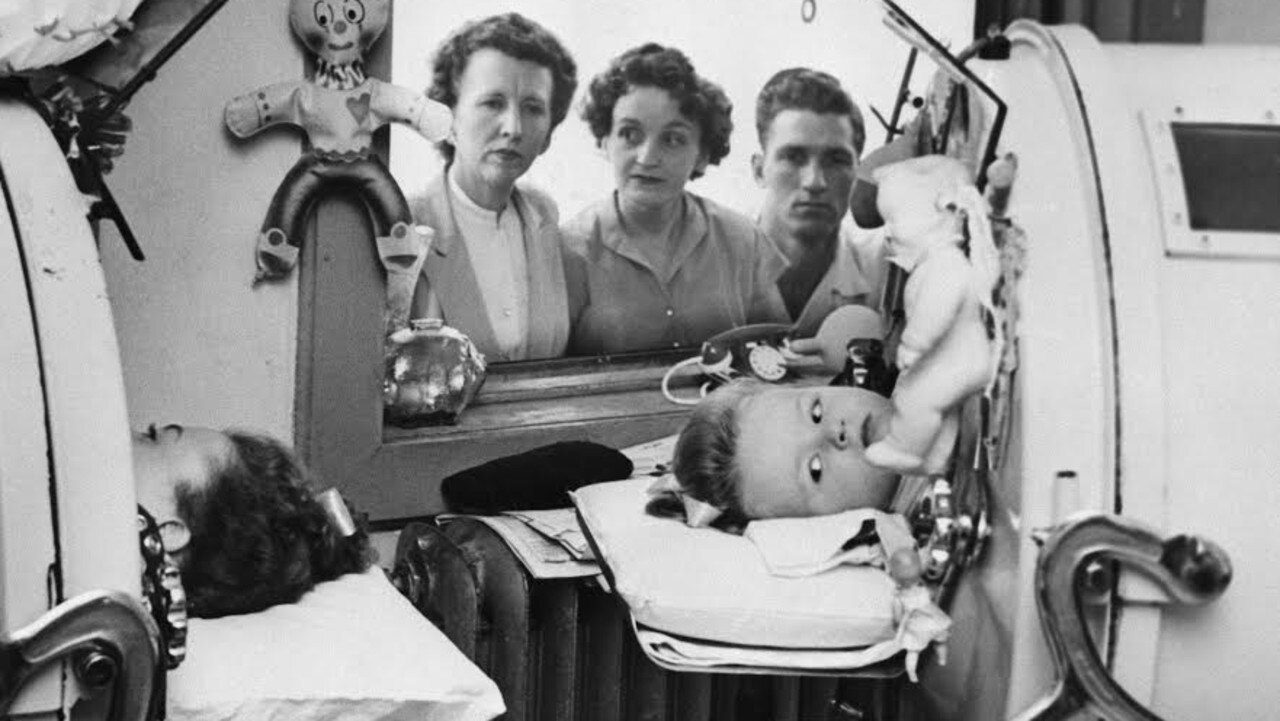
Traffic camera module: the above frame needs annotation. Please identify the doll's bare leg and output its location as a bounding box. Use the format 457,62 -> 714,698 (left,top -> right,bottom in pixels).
919,412 -> 960,476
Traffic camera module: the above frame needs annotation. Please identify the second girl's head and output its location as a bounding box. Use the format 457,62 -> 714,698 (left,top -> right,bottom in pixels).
582,43 -> 733,210
656,380 -> 898,530
132,424 -> 373,618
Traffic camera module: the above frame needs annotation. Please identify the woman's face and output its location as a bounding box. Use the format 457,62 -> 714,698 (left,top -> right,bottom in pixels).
604,85 -> 707,212
132,424 -> 233,536
449,47 -> 554,200
733,386 -> 898,518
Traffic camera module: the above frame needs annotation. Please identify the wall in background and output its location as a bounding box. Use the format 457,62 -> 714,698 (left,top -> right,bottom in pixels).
1205,1 -> 1280,44
99,0 -> 301,441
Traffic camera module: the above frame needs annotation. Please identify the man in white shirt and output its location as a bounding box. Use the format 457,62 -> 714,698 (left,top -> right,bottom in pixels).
753,68 -> 887,338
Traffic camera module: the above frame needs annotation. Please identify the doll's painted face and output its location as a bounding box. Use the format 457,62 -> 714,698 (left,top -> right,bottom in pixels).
132,424 -> 233,550
290,0 -> 389,67
733,386 -> 898,518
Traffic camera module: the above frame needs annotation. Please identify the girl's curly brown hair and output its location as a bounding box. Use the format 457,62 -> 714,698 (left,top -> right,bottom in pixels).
176,431 -> 374,618
581,43 -> 733,180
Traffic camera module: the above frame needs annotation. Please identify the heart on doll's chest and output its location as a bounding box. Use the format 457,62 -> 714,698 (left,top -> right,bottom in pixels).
345,92 -> 372,124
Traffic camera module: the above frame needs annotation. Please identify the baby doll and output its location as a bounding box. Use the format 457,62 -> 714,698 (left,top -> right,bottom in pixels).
224,0 -> 451,329
863,155 -> 1001,475
888,547 -> 951,682
646,379 -> 900,531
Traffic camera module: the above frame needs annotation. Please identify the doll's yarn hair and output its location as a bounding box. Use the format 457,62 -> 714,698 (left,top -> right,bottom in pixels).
176,431 -> 375,618
645,379 -> 765,533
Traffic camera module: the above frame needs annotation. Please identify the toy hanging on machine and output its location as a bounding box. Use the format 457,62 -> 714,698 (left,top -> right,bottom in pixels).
223,0 -> 451,331
863,154 -> 1002,476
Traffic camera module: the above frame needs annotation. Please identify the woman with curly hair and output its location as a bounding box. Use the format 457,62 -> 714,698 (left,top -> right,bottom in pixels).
562,43 -> 789,356
132,423 -> 373,618
408,12 -> 579,362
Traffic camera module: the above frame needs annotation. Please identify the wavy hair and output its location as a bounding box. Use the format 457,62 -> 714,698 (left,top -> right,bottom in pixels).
427,12 -> 578,164
176,431 -> 374,618
581,43 -> 733,180
755,67 -> 865,155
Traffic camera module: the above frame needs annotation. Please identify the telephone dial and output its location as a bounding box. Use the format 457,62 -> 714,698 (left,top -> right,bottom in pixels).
661,316 -> 896,405
661,323 -> 798,405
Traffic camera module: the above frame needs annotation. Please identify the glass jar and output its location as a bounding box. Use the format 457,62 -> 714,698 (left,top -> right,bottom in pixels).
383,319 -> 486,427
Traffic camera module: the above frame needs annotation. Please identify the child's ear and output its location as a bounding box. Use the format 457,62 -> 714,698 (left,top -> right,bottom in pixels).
751,152 -> 765,186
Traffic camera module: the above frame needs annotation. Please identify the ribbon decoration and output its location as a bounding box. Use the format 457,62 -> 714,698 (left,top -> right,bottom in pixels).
647,475 -> 724,529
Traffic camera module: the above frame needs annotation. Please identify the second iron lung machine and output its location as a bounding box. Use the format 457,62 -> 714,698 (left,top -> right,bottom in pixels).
917,20 -> 1280,721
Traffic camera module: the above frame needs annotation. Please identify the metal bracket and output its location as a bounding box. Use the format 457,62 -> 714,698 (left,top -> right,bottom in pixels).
1010,514 -> 1232,721
0,590 -> 162,721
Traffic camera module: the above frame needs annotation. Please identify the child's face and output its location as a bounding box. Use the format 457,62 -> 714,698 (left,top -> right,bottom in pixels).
734,386 -> 897,518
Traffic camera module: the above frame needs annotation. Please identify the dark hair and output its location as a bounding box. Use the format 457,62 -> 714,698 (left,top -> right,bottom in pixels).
581,43 -> 733,180
755,67 -> 866,155
176,431 -> 374,618
427,12 -> 578,164
645,380 -> 765,532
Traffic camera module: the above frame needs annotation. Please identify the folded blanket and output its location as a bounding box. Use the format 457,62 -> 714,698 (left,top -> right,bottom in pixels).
744,510 -> 916,577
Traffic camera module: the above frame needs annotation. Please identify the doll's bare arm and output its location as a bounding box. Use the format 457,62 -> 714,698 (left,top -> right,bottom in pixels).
371,80 -> 452,142
898,249 -> 969,367
224,82 -> 306,138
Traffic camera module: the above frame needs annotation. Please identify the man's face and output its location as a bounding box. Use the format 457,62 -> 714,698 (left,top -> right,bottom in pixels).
754,109 -> 859,244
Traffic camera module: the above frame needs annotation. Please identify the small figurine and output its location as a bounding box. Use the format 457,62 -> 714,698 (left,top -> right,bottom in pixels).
224,0 -> 451,330
887,547 -> 951,683
864,155 -> 1001,474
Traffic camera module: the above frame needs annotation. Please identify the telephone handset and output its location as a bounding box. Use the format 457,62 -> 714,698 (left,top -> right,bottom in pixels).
698,323 -> 796,383
661,323 -> 798,406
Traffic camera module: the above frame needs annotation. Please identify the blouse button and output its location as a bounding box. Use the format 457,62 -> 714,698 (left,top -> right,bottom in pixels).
503,308 -> 513,317
665,308 -> 674,317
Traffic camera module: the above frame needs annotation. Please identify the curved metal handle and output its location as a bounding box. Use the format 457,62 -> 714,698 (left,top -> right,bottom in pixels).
0,590 -> 162,721
1011,514 -> 1232,721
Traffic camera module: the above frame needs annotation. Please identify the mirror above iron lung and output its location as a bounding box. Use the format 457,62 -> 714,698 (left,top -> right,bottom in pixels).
388,0 -> 976,362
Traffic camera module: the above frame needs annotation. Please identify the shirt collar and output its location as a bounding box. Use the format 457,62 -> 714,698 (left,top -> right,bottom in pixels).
447,165 -> 507,227
600,192 -> 708,266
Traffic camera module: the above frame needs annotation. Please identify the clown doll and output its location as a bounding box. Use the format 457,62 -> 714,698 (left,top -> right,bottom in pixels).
224,0 -> 451,331
864,155 -> 1001,475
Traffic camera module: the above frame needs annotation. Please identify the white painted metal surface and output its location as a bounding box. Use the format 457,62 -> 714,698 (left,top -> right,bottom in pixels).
921,22 -> 1280,720
0,96 -> 139,715
1101,42 -> 1280,721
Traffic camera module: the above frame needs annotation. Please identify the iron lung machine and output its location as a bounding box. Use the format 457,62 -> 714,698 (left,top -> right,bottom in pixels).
0,96 -> 159,719
910,20 -> 1280,721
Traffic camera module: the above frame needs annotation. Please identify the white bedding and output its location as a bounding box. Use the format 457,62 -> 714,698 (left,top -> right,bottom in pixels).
572,477 -> 898,651
167,567 -> 505,721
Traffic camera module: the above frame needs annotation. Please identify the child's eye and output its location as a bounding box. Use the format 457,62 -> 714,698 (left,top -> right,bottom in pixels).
809,398 -> 823,423
808,455 -> 823,483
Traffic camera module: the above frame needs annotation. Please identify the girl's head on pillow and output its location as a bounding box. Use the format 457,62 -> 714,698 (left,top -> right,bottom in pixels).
132,424 -> 374,618
648,380 -> 899,531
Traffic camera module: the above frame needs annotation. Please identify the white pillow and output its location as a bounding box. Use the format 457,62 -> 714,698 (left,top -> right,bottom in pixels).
572,478 -> 897,650
167,567 -> 505,721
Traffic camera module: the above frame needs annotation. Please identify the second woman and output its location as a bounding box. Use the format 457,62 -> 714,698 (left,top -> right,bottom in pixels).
563,44 -> 789,356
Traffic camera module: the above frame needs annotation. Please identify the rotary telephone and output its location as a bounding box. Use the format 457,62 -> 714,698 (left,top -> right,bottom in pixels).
661,323 -> 798,405
698,323 -> 796,383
